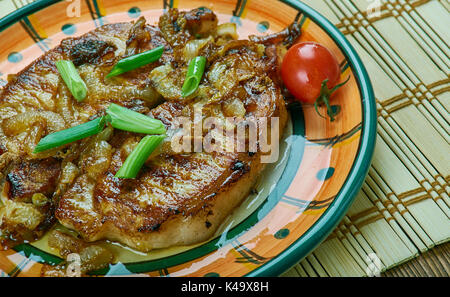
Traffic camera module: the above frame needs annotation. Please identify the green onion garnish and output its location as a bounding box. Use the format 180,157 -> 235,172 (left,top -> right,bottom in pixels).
105,103 -> 167,178
115,135 -> 166,179
106,103 -> 166,135
181,56 -> 206,98
33,116 -> 106,153
106,45 -> 165,78
55,60 -> 88,102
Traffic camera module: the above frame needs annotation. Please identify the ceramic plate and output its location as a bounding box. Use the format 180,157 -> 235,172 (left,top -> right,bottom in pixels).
0,0 -> 376,277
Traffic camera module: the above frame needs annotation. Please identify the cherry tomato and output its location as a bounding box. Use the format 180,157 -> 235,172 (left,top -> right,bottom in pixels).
281,42 -> 348,121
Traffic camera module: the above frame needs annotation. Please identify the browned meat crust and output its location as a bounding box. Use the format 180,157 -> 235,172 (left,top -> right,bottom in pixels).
6,158 -> 61,201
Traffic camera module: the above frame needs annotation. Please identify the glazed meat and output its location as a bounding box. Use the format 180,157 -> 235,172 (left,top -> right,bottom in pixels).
0,16 -> 167,248
0,8 -> 299,252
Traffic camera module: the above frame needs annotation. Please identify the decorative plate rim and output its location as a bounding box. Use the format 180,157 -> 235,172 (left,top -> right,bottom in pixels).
246,0 -> 377,276
0,0 -> 377,277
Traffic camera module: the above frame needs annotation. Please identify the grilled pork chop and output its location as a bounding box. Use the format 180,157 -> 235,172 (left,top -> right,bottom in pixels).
0,8 -> 300,252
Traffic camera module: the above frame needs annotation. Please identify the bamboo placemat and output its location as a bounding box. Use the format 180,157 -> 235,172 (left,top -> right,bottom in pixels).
382,242 -> 449,277
281,0 -> 450,277
0,0 -> 449,277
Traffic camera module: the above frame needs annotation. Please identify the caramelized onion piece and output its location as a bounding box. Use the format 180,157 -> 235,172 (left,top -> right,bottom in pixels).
42,230 -> 114,276
216,23 -> 238,40
223,98 -> 246,118
1,111 -> 65,137
183,36 -> 213,62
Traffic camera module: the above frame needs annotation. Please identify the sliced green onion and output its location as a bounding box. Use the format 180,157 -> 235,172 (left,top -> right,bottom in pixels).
115,135 -> 166,179
33,116 -> 106,153
55,60 -> 88,102
106,103 -> 166,135
106,45 -> 165,78
181,56 -> 206,98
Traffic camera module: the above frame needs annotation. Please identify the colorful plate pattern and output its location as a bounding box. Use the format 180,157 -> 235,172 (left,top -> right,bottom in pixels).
0,0 -> 376,277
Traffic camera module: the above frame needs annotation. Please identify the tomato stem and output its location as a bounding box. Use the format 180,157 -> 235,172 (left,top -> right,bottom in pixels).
314,76 -> 350,122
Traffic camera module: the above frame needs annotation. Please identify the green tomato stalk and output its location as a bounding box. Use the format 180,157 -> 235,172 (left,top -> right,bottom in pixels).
314,76 -> 350,122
